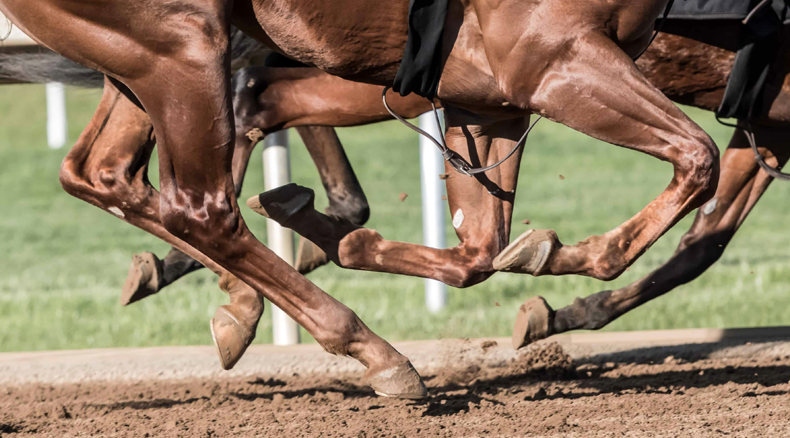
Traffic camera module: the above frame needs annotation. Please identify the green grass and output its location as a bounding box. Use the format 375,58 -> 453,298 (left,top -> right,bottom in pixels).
1,83 -> 790,352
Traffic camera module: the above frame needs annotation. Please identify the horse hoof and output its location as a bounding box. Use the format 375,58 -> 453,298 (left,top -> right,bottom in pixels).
296,237 -> 329,274
493,229 -> 558,276
367,361 -> 428,400
512,296 -> 555,350
246,183 -> 314,224
121,252 -> 163,306
211,306 -> 255,370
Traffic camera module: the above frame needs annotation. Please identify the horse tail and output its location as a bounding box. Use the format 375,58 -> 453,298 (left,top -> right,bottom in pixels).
0,28 -> 268,88
0,50 -> 104,88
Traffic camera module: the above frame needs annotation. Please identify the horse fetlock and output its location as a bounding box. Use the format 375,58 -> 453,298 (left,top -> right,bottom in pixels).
447,248 -> 498,288
492,229 -> 559,276
60,162 -> 152,217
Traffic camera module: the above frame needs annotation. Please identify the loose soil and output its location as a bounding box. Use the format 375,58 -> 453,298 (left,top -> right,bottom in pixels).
2,341 -> 790,437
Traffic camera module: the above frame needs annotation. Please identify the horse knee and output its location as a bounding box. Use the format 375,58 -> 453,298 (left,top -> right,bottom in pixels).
677,132 -> 720,205
60,155 -> 147,217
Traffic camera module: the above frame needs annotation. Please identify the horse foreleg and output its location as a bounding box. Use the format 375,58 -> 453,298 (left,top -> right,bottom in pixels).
247,113 -> 526,288
491,31 -> 719,281
59,78 -> 263,369
120,34 -> 424,397
512,125 -> 790,348
292,126 -> 371,273
231,65 -> 432,275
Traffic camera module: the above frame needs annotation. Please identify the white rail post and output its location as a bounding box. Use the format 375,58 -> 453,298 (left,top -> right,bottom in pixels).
419,111 -> 449,313
263,130 -> 301,345
46,82 -> 67,149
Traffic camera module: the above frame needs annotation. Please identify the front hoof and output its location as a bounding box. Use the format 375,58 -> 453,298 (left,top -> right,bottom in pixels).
211,306 -> 256,370
493,229 -> 558,276
121,252 -> 163,306
295,237 -> 329,274
512,296 -> 555,350
367,361 -> 428,400
245,183 -> 314,225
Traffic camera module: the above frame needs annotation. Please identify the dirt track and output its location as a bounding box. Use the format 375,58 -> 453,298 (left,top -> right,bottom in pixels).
3,329 -> 790,437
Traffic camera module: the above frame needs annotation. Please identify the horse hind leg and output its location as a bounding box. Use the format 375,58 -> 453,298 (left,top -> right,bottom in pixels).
491,31 -> 719,281
119,27 -> 424,397
232,66 -> 391,274
247,113 -> 525,288
60,77 -> 262,369
513,124 -> 790,348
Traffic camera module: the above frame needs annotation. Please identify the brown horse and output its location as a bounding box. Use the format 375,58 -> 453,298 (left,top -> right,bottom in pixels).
0,0 -> 720,397
144,23 -> 790,356
230,24 -> 790,348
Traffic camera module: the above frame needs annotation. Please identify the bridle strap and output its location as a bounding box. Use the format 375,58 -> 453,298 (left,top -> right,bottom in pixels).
381,87 -> 541,176
383,0 -> 676,177
717,116 -> 790,181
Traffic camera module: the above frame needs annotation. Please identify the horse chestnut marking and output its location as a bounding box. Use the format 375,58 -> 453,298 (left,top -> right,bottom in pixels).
703,198 -> 717,215
246,128 -> 264,143
108,206 -> 125,218
452,209 -> 464,229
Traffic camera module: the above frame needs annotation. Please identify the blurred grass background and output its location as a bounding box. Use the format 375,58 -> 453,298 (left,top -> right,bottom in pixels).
1,83 -> 789,352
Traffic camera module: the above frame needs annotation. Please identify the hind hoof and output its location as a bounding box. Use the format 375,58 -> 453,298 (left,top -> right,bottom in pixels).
367,361 -> 428,400
493,229 -> 558,276
121,252 -> 163,306
211,306 -> 256,370
246,183 -> 314,224
296,237 -> 329,274
512,296 -> 555,350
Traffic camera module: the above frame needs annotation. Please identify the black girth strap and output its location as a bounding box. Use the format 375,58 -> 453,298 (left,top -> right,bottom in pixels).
392,0 -> 449,99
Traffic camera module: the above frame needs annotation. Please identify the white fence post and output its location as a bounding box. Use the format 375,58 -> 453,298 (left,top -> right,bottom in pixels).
263,130 -> 301,345
419,111 -> 449,313
46,82 -> 67,149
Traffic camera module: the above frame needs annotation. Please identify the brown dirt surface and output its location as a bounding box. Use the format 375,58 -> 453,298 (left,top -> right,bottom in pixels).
3,341 -> 790,437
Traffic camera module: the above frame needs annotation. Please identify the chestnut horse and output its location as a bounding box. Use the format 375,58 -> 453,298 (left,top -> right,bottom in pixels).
0,0 -> 720,397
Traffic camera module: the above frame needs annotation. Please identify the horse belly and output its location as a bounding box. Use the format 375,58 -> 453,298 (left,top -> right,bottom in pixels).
246,0 -> 409,81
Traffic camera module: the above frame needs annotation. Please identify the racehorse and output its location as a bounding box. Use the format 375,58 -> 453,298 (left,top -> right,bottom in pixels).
0,0 -> 721,397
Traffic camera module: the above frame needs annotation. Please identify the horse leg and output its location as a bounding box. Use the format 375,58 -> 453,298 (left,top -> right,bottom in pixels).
123,108 -> 265,299
512,124 -> 790,347
124,66 -> 392,290
142,66 -> 402,286
59,78 -> 263,369
247,112 -> 525,287
489,31 -> 719,281
292,126 -> 370,273
96,25 -> 422,397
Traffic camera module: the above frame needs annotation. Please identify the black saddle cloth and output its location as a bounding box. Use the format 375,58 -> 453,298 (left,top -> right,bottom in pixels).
392,0 -> 449,99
